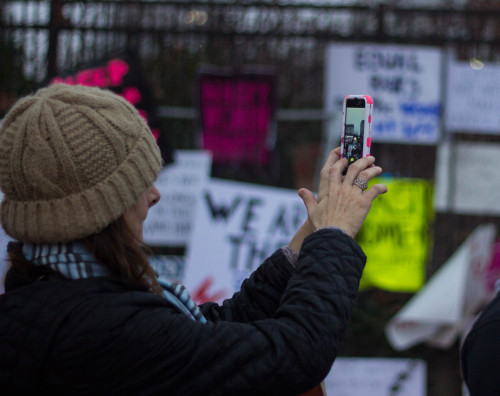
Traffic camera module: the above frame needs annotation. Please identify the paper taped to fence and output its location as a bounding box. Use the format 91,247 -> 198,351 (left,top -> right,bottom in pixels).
356,178 -> 434,292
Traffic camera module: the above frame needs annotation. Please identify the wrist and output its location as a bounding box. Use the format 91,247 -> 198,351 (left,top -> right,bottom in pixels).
288,220 -> 313,253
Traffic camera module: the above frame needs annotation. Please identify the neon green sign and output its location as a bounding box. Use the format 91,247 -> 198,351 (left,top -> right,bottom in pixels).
357,178 -> 434,292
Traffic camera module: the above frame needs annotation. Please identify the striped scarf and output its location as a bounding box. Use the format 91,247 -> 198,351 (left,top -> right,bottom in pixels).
22,242 -> 207,324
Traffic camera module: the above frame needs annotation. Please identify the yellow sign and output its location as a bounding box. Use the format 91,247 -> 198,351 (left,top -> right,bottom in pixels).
356,178 -> 434,292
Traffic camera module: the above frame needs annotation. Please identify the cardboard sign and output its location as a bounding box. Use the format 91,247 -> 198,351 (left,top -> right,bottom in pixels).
143,150 -> 212,247
183,179 -> 306,303
326,357 -> 427,396
324,43 -> 442,144
357,178 -> 434,292
197,68 -> 277,165
445,58 -> 500,134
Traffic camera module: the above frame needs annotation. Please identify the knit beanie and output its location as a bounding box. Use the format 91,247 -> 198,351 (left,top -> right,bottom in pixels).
0,83 -> 162,243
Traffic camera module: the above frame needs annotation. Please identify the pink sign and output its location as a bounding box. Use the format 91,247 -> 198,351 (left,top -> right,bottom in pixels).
198,71 -> 276,165
50,56 -> 173,162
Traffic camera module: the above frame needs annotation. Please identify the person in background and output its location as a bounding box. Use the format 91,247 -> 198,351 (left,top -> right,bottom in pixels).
461,283 -> 500,395
0,83 -> 387,395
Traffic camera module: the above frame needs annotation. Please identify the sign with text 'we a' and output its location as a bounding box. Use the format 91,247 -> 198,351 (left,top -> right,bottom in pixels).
183,179 -> 306,304
356,178 -> 434,292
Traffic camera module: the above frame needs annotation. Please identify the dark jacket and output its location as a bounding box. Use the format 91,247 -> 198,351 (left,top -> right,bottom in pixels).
0,228 -> 366,395
461,291 -> 500,395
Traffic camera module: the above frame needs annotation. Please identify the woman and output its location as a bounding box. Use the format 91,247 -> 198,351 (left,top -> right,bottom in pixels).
0,83 -> 387,395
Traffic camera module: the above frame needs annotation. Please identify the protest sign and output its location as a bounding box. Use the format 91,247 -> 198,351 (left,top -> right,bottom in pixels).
51,52 -> 173,164
357,177 -> 434,292
143,150 -> 212,247
326,357 -> 426,396
435,141 -> 500,215
445,57 -> 500,134
149,255 -> 186,283
324,43 -> 442,145
197,67 -> 277,166
386,224 -> 496,350
183,178 -> 306,303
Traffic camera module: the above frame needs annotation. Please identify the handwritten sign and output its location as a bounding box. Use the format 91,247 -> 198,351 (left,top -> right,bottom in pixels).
446,59 -> 500,134
435,141 -> 500,215
197,69 -> 277,165
326,358 -> 427,396
183,178 -> 306,303
149,255 -> 186,283
324,43 -> 442,144
143,150 -> 212,246
357,178 -> 434,292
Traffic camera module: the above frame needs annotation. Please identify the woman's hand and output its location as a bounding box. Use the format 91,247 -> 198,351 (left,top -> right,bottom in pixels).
298,155 -> 387,239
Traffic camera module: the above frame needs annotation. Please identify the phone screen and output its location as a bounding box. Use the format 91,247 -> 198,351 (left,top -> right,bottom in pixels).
343,98 -> 366,165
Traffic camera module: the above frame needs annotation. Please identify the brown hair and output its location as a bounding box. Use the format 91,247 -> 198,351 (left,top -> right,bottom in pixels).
82,216 -> 164,296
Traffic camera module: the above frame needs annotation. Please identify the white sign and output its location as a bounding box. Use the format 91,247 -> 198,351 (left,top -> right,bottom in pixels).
143,150 -> 212,246
183,179 -> 307,303
446,59 -> 500,134
324,43 -> 442,144
326,357 -> 427,396
385,224 -> 496,350
435,141 -> 500,215
149,255 -> 185,283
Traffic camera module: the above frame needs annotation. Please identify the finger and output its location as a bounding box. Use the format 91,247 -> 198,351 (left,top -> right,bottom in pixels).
330,157 -> 348,186
363,183 -> 388,202
298,188 -> 318,213
357,166 -> 383,182
320,148 -> 342,178
344,156 -> 376,185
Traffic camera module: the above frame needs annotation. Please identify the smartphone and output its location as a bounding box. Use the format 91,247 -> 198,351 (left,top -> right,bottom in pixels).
340,95 -> 373,170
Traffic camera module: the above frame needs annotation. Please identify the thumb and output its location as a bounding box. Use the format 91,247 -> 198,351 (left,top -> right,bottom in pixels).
298,188 -> 317,213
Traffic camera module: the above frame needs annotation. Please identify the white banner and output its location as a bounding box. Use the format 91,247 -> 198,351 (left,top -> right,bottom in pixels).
326,357 -> 427,396
183,179 -> 307,303
445,58 -> 500,134
143,150 -> 212,246
324,43 -> 442,144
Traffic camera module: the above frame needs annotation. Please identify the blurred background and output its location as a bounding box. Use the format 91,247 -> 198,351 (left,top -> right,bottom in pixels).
3,0 -> 500,394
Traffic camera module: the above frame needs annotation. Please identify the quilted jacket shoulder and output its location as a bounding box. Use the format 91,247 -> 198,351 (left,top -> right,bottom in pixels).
0,228 -> 365,395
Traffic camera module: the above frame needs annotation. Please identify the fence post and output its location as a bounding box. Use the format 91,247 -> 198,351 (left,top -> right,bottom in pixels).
47,0 -> 64,79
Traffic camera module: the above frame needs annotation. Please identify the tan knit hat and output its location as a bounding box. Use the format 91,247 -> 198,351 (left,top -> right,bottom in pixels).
0,84 -> 162,243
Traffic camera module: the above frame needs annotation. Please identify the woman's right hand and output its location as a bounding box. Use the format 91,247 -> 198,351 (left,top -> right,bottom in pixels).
298,155 -> 387,238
